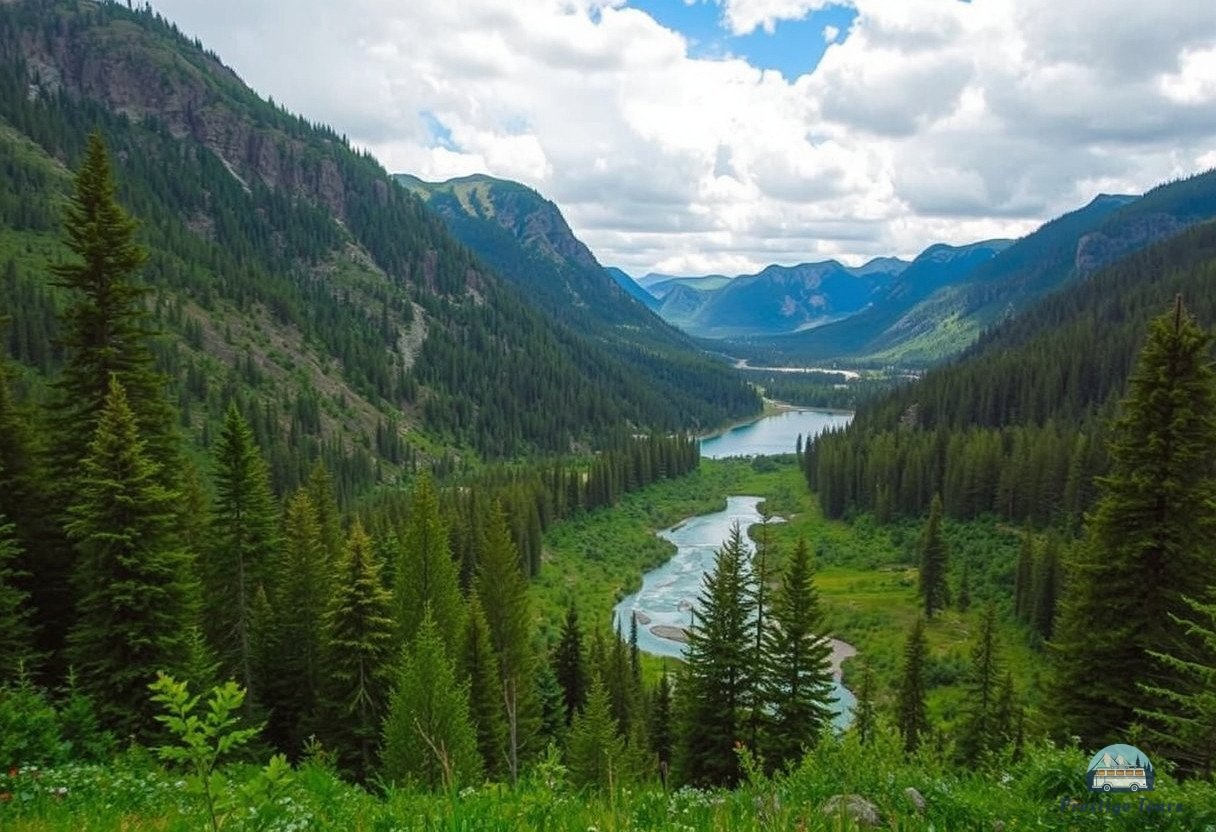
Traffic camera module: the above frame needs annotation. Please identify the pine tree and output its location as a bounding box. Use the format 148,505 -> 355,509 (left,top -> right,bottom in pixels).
553,602 -> 588,724
918,494 -> 949,618
650,667 -> 674,778
676,522 -> 756,787
382,610 -> 482,790
452,595 -> 503,779
473,501 -> 537,784
0,511 -> 35,683
322,520 -> 396,777
994,671 -> 1017,753
852,660 -> 877,747
760,538 -> 836,770
204,403 -> 279,707
1031,535 -> 1060,641
956,604 -> 1003,765
64,377 -> 194,738
394,473 -> 463,653
896,617 -> 929,755
1138,596 -> 1216,777
567,677 -> 626,790
1049,298 -> 1216,748
306,461 -> 343,564
535,658 -> 567,749
267,490 -> 331,754
1012,533 -> 1034,621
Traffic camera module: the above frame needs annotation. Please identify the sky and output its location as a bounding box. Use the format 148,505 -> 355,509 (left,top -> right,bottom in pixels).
148,0 -> 1216,276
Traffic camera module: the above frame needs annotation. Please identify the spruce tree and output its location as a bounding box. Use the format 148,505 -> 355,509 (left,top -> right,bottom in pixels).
1012,533 -> 1034,621
650,667 -> 674,777
394,472 -> 463,653
1049,298 -> 1216,748
852,660 -> 877,747
896,617 -> 929,755
0,511 -> 35,683
956,604 -> 1003,765
919,494 -> 949,618
567,676 -> 626,790
322,520 -> 395,777
1031,535 -> 1060,642
204,403 -> 279,707
267,490 -> 331,753
460,596 -> 507,778
676,522 -> 756,786
382,610 -> 482,790
761,538 -> 835,770
1138,596 -> 1216,777
553,602 -> 588,724
64,377 -> 194,738
473,501 -> 538,783
535,658 -> 567,748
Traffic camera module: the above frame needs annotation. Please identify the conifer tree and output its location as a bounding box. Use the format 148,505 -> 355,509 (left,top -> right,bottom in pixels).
204,403 -> 279,706
553,602 -> 588,724
761,538 -> 835,770
676,522 -> 756,786
852,660 -> 877,747
1049,298 -> 1216,748
1138,596 -> 1216,777
306,461 -> 343,563
460,596 -> 507,778
919,494 -> 949,618
473,501 -> 538,783
535,658 -> 567,748
394,473 -> 463,653
0,511 -> 35,683
1012,533 -> 1034,621
650,668 -> 674,777
956,604 -> 1003,765
64,377 -> 194,738
896,617 -> 929,755
567,677 -> 625,790
957,559 -> 972,612
382,610 -> 482,790
1031,535 -> 1060,641
322,520 -> 395,777
994,671 -> 1017,753
267,490 -> 331,753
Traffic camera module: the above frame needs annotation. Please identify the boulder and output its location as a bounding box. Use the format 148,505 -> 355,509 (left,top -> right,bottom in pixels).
904,786 -> 926,813
821,794 -> 882,827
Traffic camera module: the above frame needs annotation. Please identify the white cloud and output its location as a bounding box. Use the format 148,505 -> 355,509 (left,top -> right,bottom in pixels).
148,0 -> 1216,275
823,24 -> 840,43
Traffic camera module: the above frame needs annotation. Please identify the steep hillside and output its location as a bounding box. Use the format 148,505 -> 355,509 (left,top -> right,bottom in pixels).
394,173 -> 754,415
0,0 -> 756,488
807,219 -> 1216,524
603,266 -> 660,310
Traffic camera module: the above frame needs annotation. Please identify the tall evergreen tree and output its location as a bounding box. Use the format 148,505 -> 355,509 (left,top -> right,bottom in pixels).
204,403 -> 279,707
382,610 -> 482,790
553,602 -> 588,725
676,522 -> 756,787
267,490 -> 331,753
567,676 -> 626,790
473,501 -> 538,784
957,559 -> 972,613
1031,535 -> 1060,641
0,510 -> 35,683
896,617 -> 930,755
852,660 -> 877,747
64,377 -> 194,738
1049,298 -> 1216,748
322,520 -> 396,777
650,667 -> 674,779
919,494 -> 949,618
459,595 -> 507,778
394,473 -> 463,653
1013,533 -> 1034,621
760,538 -> 835,770
956,604 -> 1003,765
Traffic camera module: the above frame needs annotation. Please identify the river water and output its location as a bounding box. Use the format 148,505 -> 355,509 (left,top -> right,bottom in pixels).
613,495 -> 856,729
700,409 -> 853,459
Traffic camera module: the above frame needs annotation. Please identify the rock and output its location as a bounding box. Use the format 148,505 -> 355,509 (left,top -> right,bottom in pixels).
992,822 -> 1005,832
631,610 -> 652,626
821,794 -> 881,827
649,624 -> 689,644
903,786 -> 926,813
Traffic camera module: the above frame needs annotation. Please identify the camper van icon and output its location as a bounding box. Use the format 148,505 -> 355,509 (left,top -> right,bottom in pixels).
1086,744 -> 1154,793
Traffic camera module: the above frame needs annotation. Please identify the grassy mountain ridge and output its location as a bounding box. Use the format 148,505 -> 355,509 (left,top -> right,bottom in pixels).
0,0 -> 757,491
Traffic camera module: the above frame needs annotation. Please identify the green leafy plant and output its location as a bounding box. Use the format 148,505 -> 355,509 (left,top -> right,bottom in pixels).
148,672 -> 290,832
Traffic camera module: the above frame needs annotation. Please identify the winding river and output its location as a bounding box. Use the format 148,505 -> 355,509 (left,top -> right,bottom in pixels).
614,495 -> 857,729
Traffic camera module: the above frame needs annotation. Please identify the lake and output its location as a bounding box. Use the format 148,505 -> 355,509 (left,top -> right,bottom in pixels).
700,409 -> 853,459
613,495 -> 856,729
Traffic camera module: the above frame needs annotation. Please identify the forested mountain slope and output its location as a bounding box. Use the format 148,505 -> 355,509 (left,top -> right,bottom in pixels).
759,173 -> 1216,365
807,220 -> 1216,525
395,173 -> 753,410
0,0 -> 756,494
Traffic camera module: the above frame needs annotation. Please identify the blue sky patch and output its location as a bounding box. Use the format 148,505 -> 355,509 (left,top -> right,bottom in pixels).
628,0 -> 857,80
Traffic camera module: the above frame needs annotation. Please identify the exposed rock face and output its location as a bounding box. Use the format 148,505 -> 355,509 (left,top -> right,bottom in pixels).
1075,213 -> 1188,275
821,794 -> 882,827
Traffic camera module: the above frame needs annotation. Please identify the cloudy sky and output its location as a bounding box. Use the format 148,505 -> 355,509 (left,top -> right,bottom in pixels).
150,0 -> 1216,276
